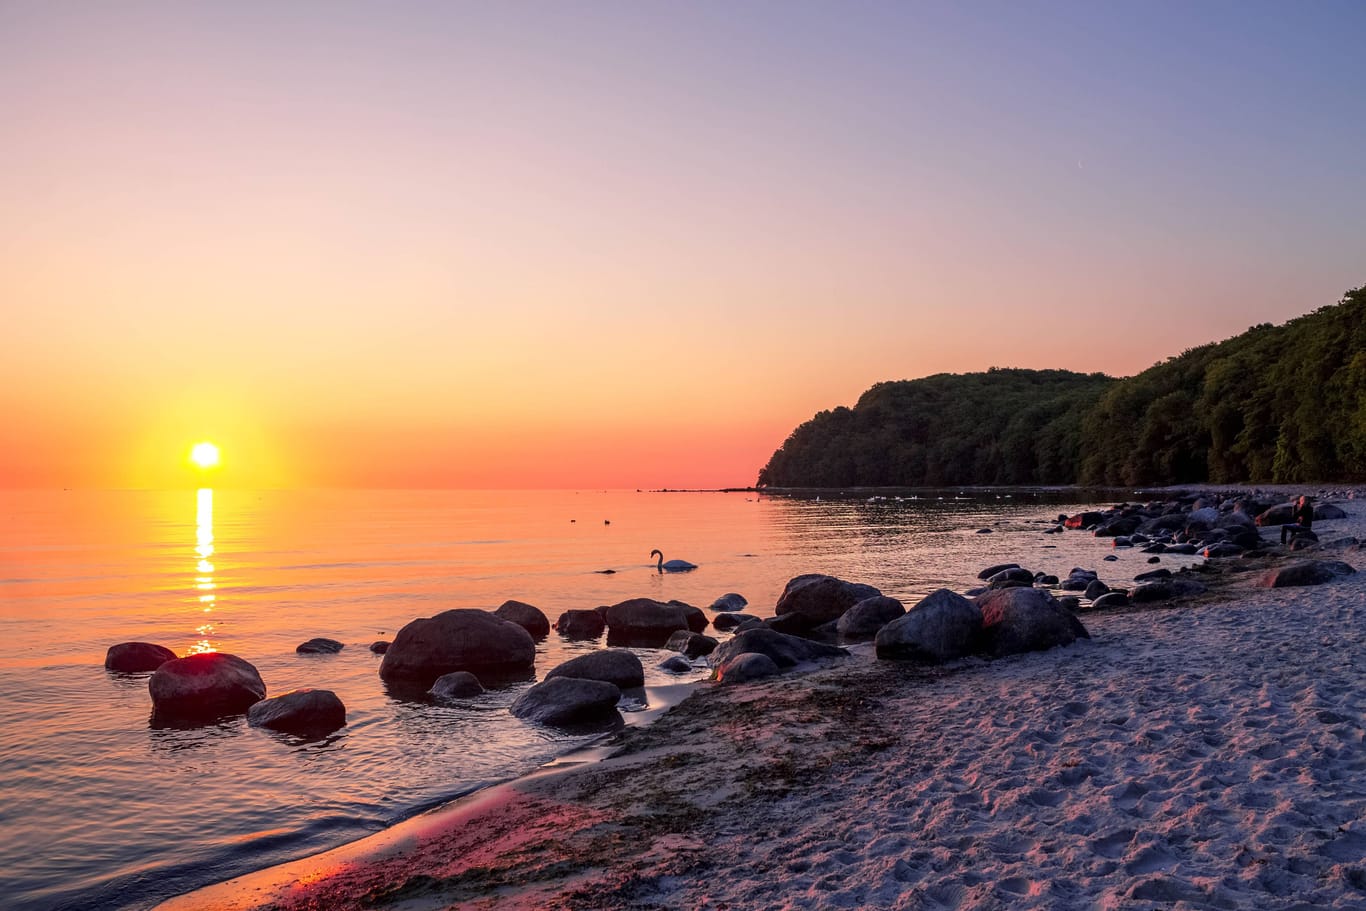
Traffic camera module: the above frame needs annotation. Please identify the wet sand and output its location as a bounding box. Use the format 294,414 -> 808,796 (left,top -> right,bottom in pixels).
157,497 -> 1366,911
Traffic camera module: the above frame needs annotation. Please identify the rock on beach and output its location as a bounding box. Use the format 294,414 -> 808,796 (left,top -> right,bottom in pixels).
378,609 -> 536,684
247,688 -> 346,734
149,652 -> 266,720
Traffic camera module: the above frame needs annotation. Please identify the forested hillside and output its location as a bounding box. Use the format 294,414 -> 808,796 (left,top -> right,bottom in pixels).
757,285 -> 1366,488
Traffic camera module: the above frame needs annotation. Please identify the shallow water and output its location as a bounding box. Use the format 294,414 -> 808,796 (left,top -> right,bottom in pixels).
0,487 -> 1167,910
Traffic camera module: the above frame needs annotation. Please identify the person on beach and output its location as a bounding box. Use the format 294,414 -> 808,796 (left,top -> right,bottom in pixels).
1280,495 -> 1315,544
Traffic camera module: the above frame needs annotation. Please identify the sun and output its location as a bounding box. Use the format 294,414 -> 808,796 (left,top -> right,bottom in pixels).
190,442 -> 221,470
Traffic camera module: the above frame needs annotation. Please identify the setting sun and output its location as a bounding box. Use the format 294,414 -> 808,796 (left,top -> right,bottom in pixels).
190,442 -> 220,470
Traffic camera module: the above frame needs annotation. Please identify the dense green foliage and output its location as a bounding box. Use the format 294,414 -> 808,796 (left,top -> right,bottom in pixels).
757,368 -> 1116,487
758,285 -> 1366,488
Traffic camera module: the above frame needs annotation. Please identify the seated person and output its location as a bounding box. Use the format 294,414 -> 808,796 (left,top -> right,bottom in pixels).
1280,495 -> 1315,544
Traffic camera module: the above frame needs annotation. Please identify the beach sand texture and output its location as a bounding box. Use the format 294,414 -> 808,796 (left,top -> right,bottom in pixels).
160,504 -> 1366,911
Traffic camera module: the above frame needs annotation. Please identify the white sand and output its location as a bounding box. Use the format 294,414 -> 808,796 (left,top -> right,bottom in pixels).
158,499 -> 1366,911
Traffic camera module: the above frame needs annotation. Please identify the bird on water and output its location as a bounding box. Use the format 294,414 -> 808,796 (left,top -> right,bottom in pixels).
650,549 -> 697,572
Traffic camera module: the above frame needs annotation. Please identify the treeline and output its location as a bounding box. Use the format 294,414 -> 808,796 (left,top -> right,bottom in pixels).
757,285 -> 1366,488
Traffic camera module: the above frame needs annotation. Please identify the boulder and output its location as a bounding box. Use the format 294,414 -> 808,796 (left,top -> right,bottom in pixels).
1203,543 -> 1244,558
428,671 -> 485,699
709,628 -> 848,670
378,609 -> 536,683
1089,591 -> 1130,610
987,567 -> 1035,585
667,600 -> 709,633
975,588 -> 1088,658
603,598 -> 691,646
149,653 -> 267,719
774,574 -> 881,624
545,649 -> 645,689
1056,595 -> 1081,612
714,652 -> 781,684
1134,568 -> 1172,582
1083,579 -> 1110,600
1165,543 -> 1198,555
1186,506 -> 1220,527
764,613 -> 820,637
247,688 -> 346,734
296,637 -> 343,654
977,562 -> 1020,580
369,640 -> 390,654
712,612 -> 760,632
1095,517 -> 1142,537
665,630 -> 719,659
494,600 -> 551,639
1259,560 -> 1356,588
511,678 -> 622,726
709,593 -> 748,613
555,609 -> 606,639
658,655 -> 694,673
836,595 -> 906,640
1103,554 -> 1119,562
105,642 -> 177,673
1315,504 -> 1348,520
1065,512 -> 1103,529
875,589 -> 982,663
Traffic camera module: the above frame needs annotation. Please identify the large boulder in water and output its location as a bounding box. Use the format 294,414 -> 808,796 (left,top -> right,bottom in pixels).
836,595 -> 906,640
105,642 -> 177,673
555,609 -> 605,639
604,598 -> 691,646
774,574 -> 881,624
665,630 -> 718,659
975,588 -> 1088,658
1259,560 -> 1356,588
545,649 -> 645,689
709,593 -> 748,613
149,652 -> 266,719
709,628 -> 847,670
875,589 -> 982,663
247,688 -> 346,734
378,609 -> 536,684
511,677 -> 622,726
494,600 -> 551,639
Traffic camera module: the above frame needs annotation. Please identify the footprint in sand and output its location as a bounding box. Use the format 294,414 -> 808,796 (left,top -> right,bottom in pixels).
1092,829 -> 1136,859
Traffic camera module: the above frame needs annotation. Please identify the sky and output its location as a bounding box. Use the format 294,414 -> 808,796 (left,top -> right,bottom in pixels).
3,1 -> 1364,489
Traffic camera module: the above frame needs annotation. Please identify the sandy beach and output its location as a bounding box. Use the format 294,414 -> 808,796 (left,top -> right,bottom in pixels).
158,494 -> 1366,911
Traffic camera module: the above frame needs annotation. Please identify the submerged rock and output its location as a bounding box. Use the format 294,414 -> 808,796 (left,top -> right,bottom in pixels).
511,678 -> 622,726
546,649 -> 645,689
555,609 -> 606,639
428,671 -> 485,699
709,593 -> 748,613
105,642 -> 177,673
712,612 -> 760,632
494,600 -> 551,639
665,630 -> 719,659
379,609 -> 536,684
296,638 -> 344,654
149,653 -> 266,720
247,688 -> 346,734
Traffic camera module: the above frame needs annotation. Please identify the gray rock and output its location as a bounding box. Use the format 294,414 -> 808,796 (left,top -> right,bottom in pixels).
977,562 -> 1020,580
1315,504 -> 1348,520
1103,554 -> 1119,562
247,688 -> 346,734
774,574 -> 882,624
875,589 -> 982,663
658,655 -> 694,673
378,609 -> 536,684
709,593 -> 748,613
495,600 -> 551,639
555,609 -> 606,639
369,640 -> 390,654
666,600 -> 710,633
1083,579 -> 1110,600
511,677 -> 622,726
105,642 -> 177,673
1089,591 -> 1130,610
709,628 -> 848,670
988,567 -> 1036,585
428,671 -> 485,699
296,637 -> 344,654
975,587 -> 1088,658
712,612 -> 760,632
1259,560 -> 1356,588
665,630 -> 719,659
836,595 -> 906,640
546,649 -> 645,689
604,598 -> 691,646
149,653 -> 266,719
1255,503 -> 1297,526
1187,506 -> 1220,527
715,652 -> 781,684
1134,568 -> 1172,582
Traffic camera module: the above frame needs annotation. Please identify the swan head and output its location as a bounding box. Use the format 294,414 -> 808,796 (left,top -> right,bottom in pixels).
649,549 -> 663,560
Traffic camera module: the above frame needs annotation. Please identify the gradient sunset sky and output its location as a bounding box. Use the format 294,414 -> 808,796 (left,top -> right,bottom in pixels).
4,1 -> 1364,489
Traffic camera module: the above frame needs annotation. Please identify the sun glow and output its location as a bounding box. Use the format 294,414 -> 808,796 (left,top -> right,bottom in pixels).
190,442 -> 221,470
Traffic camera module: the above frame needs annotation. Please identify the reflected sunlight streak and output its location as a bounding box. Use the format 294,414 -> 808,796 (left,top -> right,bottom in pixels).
188,488 -> 219,654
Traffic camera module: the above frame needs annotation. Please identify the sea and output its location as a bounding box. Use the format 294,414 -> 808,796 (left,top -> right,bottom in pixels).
0,487 -> 1173,910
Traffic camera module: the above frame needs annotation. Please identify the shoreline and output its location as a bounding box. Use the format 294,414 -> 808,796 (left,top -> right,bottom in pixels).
155,491 -> 1366,911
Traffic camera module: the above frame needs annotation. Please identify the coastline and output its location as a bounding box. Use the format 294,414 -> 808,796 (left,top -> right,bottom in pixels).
156,490 -> 1366,911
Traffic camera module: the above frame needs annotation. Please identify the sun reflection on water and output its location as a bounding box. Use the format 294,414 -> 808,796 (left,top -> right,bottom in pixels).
187,488 -> 218,655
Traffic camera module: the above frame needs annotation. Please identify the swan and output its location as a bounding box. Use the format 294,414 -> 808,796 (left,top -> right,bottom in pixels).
650,549 -> 697,572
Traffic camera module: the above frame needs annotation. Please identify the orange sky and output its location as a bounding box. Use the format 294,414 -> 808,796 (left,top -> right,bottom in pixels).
3,4 -> 1363,489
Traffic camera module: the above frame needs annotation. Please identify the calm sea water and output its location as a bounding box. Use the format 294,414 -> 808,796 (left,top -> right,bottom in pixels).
0,487 -> 1160,911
